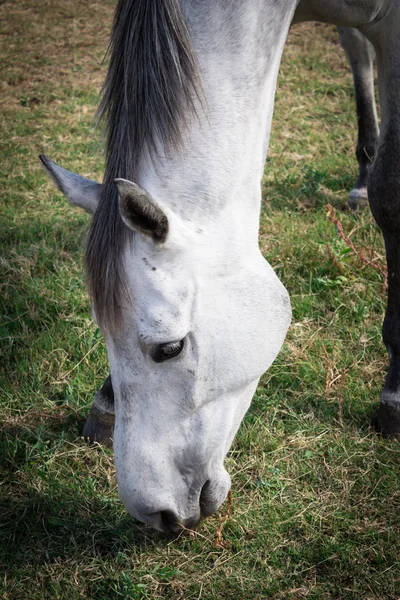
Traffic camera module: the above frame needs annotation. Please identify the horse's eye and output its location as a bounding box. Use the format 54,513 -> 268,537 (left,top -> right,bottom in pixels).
153,339 -> 184,363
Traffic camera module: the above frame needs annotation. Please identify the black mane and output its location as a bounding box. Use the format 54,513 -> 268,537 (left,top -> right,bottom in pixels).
85,0 -> 201,331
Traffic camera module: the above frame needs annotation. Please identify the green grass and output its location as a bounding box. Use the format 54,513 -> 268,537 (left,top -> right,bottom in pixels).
1,3 -> 399,599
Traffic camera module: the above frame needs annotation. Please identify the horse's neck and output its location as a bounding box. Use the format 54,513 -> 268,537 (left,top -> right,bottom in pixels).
138,1 -> 296,249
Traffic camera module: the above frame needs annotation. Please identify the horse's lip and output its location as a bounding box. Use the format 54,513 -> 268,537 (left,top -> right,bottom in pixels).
150,481 -> 217,532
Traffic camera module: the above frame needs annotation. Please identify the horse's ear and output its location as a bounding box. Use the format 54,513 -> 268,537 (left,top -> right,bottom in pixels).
39,154 -> 102,215
115,178 -> 169,243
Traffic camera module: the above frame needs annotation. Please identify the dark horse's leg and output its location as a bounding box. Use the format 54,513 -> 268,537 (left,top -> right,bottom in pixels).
361,11 -> 400,436
338,27 -> 379,210
82,375 -> 115,446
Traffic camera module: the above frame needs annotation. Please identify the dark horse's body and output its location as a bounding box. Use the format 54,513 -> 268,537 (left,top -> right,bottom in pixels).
42,0 -> 400,531
340,27 -> 379,209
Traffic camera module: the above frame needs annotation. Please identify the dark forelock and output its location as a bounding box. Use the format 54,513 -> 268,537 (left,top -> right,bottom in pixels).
85,0 -> 201,332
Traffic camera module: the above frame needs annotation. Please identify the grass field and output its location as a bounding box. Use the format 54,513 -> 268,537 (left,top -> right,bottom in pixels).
1,2 -> 399,599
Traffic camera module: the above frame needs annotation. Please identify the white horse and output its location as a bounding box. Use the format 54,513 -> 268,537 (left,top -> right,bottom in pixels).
41,0 -> 400,532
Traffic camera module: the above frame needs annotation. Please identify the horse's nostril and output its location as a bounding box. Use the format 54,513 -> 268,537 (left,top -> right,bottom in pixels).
200,480 -> 211,507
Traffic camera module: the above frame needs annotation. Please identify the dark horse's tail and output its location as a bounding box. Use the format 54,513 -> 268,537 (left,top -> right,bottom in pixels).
85,0 -> 201,331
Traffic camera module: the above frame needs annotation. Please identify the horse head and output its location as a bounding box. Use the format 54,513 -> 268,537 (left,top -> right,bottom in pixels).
41,155 -> 291,531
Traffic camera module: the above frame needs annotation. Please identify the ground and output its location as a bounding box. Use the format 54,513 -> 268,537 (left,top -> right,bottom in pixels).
0,1 -> 399,599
